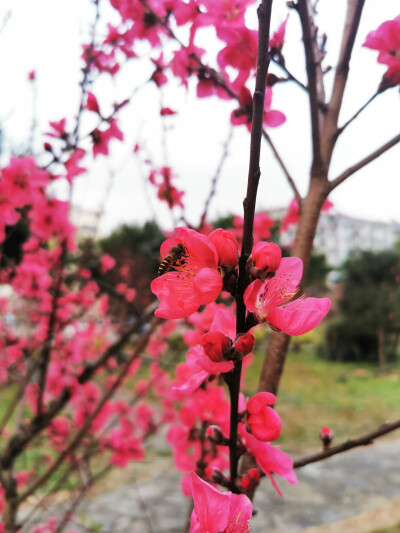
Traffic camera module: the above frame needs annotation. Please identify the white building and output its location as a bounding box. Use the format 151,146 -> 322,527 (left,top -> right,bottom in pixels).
273,209 -> 400,267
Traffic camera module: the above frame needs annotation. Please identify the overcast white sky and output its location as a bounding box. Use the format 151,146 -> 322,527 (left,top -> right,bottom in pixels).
0,0 -> 399,234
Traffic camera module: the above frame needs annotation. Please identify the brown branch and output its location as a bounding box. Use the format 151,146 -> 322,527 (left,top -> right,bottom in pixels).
295,0 -> 325,174
294,419 -> 400,468
199,126 -> 234,229
225,0 -> 274,492
262,130 -> 301,201
321,0 -> 365,163
328,132 -> 400,192
271,57 -> 308,92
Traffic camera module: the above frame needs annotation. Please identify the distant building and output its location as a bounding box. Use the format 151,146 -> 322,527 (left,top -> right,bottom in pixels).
70,205 -> 99,239
272,209 -> 400,267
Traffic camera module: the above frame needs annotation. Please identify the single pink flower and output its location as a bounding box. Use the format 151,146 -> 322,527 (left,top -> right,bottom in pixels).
151,227 -> 223,318
244,257 -> 331,335
363,16 -> 400,87
246,392 -> 281,441
190,473 -> 252,533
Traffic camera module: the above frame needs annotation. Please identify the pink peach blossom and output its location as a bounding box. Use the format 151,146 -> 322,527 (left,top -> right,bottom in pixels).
151,227 -> 223,318
244,257 -> 331,335
190,473 -> 252,533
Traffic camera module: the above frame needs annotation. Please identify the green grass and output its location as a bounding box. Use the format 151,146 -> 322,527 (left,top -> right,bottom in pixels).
243,338 -> 400,450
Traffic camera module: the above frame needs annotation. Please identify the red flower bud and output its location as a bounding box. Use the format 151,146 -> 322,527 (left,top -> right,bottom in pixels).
251,241 -> 281,273
235,332 -> 255,355
319,426 -> 334,448
248,468 -> 260,483
200,331 -> 230,362
44,142 -> 52,152
241,476 -> 251,492
206,424 -> 223,444
208,228 -> 239,268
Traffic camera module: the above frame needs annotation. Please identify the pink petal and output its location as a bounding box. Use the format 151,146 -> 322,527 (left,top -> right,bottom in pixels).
193,268 -> 223,305
264,110 -> 286,128
268,297 -> 331,336
247,392 -> 277,414
190,473 -> 230,532
243,279 -> 263,313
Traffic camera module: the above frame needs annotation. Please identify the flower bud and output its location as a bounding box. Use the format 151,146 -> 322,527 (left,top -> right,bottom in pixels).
240,468 -> 260,492
251,241 -> 281,273
319,426 -> 334,449
206,424 -> 224,444
208,229 -> 239,268
200,331 -> 230,362
246,392 -> 281,442
235,332 -> 255,355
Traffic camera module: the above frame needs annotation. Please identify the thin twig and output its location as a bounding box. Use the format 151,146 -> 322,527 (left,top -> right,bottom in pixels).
295,0 -> 325,174
294,419 -> 400,468
335,90 -> 379,138
262,130 -> 301,201
271,58 -> 308,92
199,126 -> 234,229
328,132 -> 400,192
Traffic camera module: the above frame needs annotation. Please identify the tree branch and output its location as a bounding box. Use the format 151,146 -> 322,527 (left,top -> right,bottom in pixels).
295,0 -> 325,174
227,0 -> 274,492
321,0 -> 365,163
294,419 -> 400,468
328,132 -> 400,192
262,130 -> 301,201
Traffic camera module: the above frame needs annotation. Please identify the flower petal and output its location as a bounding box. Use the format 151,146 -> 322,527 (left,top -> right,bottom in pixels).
267,297 -> 331,336
193,268 -> 223,305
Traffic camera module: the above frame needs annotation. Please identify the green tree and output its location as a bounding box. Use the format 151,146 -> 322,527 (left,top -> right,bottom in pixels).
325,250 -> 400,371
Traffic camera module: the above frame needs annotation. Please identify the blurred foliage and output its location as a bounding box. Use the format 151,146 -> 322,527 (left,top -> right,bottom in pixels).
325,250 -> 400,364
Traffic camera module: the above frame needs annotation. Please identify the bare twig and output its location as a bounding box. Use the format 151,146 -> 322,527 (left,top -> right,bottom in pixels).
199,126 -> 234,229
294,419 -> 400,468
321,0 -> 366,163
335,90 -> 379,138
295,0 -> 325,174
328,132 -> 400,192
262,130 -> 301,201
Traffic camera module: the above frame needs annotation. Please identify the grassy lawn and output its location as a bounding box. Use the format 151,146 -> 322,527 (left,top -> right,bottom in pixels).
243,330 -> 400,451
